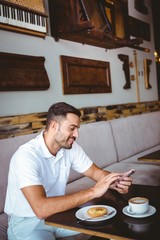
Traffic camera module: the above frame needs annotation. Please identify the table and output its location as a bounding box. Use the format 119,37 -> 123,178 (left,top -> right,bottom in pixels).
45,184 -> 160,240
138,150 -> 160,162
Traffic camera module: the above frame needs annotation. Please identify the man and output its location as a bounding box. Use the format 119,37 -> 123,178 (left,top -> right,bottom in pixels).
5,102 -> 134,240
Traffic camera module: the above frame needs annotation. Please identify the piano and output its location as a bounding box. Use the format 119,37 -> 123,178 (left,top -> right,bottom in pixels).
0,0 -> 47,37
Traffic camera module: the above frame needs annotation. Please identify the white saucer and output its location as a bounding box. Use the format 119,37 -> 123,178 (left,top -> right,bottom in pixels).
76,205 -> 116,222
122,205 -> 156,218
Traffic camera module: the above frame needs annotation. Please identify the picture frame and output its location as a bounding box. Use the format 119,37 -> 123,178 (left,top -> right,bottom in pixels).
61,55 -> 112,94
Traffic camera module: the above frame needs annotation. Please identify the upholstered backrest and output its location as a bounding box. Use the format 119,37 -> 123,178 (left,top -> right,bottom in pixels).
0,133 -> 38,214
110,111 -> 160,162
68,121 -> 118,183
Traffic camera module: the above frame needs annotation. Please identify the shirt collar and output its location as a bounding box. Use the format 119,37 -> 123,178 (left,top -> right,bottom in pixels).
37,131 -> 64,160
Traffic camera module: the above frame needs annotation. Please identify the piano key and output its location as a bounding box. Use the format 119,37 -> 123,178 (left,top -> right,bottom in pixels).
2,5 -> 6,17
0,3 -> 47,33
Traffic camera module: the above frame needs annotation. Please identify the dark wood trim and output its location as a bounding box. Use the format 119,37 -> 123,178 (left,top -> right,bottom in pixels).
0,52 -> 50,91
61,55 -> 112,94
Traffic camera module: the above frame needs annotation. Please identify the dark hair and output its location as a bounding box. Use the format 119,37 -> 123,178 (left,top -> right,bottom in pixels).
46,102 -> 81,129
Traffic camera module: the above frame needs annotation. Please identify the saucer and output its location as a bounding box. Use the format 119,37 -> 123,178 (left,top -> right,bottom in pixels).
122,205 -> 156,218
76,205 -> 116,222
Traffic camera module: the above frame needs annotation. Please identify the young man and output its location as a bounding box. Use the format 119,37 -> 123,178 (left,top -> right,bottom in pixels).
5,102 -> 134,240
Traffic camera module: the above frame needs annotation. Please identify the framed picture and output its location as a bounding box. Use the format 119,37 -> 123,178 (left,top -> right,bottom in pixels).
61,56 -> 112,94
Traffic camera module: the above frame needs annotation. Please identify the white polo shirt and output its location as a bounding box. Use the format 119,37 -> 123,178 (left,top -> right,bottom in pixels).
4,131 -> 93,217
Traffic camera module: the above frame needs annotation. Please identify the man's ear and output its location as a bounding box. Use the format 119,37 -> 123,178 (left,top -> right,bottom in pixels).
50,120 -> 58,130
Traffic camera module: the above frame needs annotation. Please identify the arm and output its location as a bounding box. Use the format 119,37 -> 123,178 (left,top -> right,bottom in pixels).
83,163 -> 134,194
21,170 -> 121,219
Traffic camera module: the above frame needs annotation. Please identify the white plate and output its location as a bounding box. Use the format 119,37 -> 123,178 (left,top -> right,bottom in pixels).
122,205 -> 156,218
76,205 -> 116,222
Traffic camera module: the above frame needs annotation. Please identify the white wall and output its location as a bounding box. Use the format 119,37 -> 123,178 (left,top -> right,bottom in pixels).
0,0 -> 158,116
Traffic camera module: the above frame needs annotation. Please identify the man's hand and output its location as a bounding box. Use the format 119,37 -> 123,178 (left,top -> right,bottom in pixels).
110,169 -> 135,194
92,172 -> 121,198
84,164 -> 135,195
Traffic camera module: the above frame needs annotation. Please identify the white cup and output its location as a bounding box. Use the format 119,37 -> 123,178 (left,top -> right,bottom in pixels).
127,197 -> 149,215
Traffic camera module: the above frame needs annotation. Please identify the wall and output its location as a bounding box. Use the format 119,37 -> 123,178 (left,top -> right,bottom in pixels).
0,0 -> 158,117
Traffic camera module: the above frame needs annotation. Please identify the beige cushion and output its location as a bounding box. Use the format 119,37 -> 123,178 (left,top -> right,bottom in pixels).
0,133 -> 38,214
110,112 -> 160,162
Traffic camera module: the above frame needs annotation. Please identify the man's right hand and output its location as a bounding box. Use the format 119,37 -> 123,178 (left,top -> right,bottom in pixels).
92,172 -> 121,198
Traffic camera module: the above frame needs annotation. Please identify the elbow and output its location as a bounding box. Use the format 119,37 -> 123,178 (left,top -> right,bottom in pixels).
33,206 -> 49,220
34,209 -> 46,220
35,212 -> 46,220
33,204 -> 57,220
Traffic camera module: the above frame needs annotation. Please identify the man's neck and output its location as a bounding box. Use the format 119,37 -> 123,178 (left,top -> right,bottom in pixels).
43,131 -> 61,156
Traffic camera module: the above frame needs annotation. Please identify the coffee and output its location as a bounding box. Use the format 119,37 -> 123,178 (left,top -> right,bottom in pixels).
129,197 -> 148,204
127,197 -> 149,215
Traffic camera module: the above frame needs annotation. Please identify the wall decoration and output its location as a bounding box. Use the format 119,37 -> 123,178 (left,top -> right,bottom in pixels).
143,59 -> 152,89
0,0 -> 47,37
133,50 -> 140,102
61,56 -> 112,94
134,0 -> 148,15
128,16 -> 150,42
118,54 -> 131,89
48,0 -> 142,50
0,52 -> 50,91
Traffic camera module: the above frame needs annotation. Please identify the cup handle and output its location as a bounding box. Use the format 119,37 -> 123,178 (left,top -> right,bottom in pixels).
127,206 -> 134,214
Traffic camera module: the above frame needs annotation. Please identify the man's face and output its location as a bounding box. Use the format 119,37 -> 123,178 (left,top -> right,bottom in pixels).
54,113 -> 80,149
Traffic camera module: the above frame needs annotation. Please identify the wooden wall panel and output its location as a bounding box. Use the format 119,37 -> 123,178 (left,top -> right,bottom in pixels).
0,52 -> 50,91
0,101 -> 160,139
61,56 -> 112,94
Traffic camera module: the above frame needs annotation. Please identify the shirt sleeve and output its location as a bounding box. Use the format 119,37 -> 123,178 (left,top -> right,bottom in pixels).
12,146 -> 42,189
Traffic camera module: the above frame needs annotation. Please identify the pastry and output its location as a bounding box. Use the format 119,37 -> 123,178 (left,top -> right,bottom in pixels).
87,206 -> 108,218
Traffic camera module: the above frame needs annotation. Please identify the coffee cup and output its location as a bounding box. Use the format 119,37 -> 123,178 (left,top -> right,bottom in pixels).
127,197 -> 149,215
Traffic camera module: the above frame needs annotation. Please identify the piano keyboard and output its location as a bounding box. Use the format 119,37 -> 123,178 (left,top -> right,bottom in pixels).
0,3 -> 47,33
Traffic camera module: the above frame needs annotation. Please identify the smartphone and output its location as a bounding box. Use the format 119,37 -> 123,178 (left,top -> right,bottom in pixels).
127,170 -> 135,177
117,170 -> 135,184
